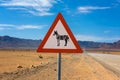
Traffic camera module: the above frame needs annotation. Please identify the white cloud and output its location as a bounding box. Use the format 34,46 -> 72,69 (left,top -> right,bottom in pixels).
0,27 -> 4,30
0,24 -> 15,27
78,6 -> 110,13
104,30 -> 111,34
17,25 -> 44,30
0,0 -> 60,16
75,34 -> 120,42
0,24 -> 15,30
0,24 -> 45,30
75,34 -> 103,41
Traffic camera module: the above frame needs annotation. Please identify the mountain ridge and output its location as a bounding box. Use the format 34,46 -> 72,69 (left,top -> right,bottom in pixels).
0,36 -> 120,50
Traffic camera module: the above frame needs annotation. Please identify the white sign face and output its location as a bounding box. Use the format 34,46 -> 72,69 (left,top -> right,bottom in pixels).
43,20 -> 76,49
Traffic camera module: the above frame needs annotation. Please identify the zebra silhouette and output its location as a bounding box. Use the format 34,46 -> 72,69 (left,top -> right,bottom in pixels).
53,30 -> 69,46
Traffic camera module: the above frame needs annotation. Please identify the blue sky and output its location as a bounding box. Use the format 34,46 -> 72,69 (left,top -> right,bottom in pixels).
0,0 -> 120,42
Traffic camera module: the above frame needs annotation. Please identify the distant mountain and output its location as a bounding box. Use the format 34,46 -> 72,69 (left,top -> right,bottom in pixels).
112,40 -> 120,48
79,40 -> 120,49
78,41 -> 101,48
0,36 -> 120,49
0,36 -> 40,49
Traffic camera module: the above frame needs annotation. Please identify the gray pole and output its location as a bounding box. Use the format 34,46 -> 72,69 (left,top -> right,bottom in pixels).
57,52 -> 61,80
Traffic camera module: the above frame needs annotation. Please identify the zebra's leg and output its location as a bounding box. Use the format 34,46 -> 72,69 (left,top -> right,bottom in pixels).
64,39 -> 67,46
57,39 -> 60,46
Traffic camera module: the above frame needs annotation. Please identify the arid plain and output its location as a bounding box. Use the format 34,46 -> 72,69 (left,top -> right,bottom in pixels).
0,50 -> 120,80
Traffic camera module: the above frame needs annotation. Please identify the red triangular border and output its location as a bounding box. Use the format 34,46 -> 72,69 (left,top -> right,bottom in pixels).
37,13 -> 83,53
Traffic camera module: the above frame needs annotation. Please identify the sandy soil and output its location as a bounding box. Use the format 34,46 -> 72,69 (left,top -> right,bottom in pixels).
0,50 -> 119,80
0,50 -> 57,73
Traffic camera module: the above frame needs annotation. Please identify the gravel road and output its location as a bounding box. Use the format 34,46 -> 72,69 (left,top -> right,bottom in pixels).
88,53 -> 120,77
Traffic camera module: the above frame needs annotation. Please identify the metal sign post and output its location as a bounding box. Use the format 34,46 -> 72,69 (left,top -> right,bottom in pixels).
57,52 -> 61,80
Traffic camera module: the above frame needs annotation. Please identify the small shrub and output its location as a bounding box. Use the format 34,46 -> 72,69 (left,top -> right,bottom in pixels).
31,65 -> 35,68
39,55 -> 43,59
54,69 -> 57,71
17,65 -> 23,68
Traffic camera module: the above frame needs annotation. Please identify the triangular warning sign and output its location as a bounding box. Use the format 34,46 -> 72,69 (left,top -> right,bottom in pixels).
37,13 -> 83,53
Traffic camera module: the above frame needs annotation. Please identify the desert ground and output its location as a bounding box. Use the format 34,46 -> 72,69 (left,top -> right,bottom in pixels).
0,50 -> 120,80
